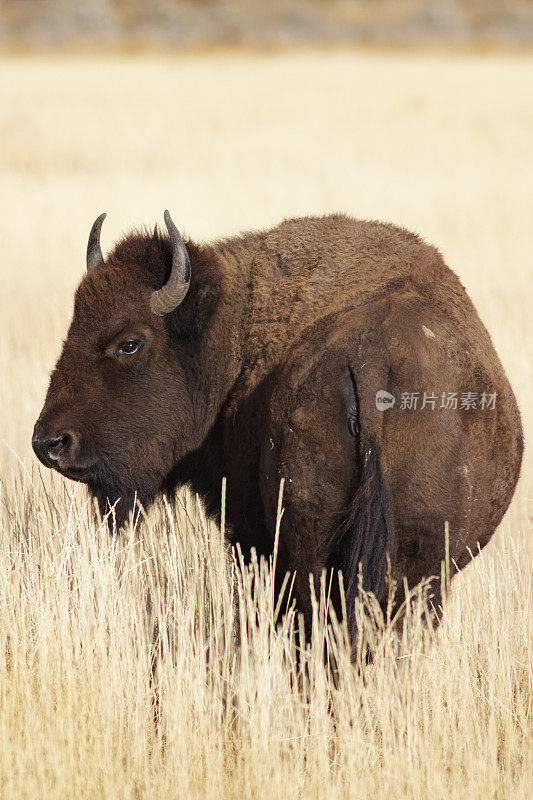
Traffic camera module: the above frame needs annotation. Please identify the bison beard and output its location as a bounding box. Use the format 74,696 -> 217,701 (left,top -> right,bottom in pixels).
88,473 -> 161,531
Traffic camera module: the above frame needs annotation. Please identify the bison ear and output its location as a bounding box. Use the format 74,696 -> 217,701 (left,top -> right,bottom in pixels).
168,281 -> 221,339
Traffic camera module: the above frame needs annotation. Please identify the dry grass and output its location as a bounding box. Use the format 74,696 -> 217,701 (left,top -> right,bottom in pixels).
0,52 -> 531,798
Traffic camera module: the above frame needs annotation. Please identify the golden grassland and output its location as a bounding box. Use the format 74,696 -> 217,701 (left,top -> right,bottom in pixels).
0,52 -> 532,798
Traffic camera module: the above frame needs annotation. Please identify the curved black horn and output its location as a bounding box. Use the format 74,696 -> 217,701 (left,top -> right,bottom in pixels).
86,213 -> 107,272
150,210 -> 191,316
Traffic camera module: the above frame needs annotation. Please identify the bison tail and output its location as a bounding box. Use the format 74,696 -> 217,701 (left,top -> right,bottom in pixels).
336,442 -> 396,642
332,345 -> 397,646
339,439 -> 396,641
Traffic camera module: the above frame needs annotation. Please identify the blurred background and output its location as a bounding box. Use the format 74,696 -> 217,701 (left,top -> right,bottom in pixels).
2,0 -> 533,50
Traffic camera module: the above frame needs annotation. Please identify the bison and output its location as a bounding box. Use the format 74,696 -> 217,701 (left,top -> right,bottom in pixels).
33,211 -> 523,642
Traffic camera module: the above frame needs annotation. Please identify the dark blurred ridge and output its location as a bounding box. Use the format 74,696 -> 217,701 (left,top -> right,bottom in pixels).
2,0 -> 533,51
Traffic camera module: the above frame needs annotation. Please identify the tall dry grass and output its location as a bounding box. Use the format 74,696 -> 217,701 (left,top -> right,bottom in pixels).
0,52 -> 532,798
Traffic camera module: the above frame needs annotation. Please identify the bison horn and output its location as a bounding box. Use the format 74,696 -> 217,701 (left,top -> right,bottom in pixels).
86,213 -> 107,272
150,210 -> 191,316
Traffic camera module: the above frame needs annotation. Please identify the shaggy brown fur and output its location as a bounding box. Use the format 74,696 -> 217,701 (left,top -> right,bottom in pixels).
33,214 -> 523,643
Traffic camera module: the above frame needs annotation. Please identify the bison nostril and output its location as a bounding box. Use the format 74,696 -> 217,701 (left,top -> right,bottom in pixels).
47,435 -> 68,454
32,427 -> 87,472
32,432 -> 74,465
44,436 -> 66,461
55,434 -> 71,448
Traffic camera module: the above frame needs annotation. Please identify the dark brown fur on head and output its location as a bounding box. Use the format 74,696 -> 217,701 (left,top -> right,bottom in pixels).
35,225 -> 225,528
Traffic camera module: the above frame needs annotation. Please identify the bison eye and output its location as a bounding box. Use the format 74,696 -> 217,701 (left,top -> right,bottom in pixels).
116,339 -> 141,356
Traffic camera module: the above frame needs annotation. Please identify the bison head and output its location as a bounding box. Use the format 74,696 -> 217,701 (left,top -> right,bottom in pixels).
32,211 -> 216,529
